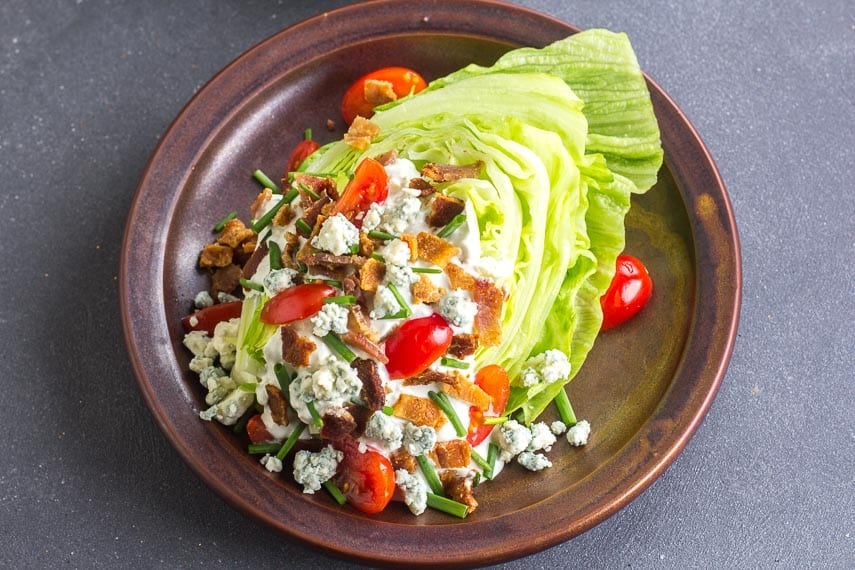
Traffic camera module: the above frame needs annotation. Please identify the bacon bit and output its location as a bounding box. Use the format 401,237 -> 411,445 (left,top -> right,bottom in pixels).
294,173 -> 338,201
321,408 -> 356,441
302,253 -> 366,273
403,369 -> 456,387
448,334 -> 479,358
351,357 -> 385,411
472,278 -> 504,347
211,264 -> 242,298
265,384 -> 289,426
272,203 -> 294,227
217,218 -> 256,248
412,274 -> 445,304
373,149 -> 398,166
429,440 -> 471,469
326,118 -> 336,131
392,394 -> 447,429
240,240 -> 268,281
416,232 -> 459,268
298,195 -> 332,237
440,471 -> 478,512
390,449 -> 417,474
364,79 -> 398,106
358,232 -> 377,257
408,177 -> 435,196
358,258 -> 386,292
343,116 -> 381,150
341,331 -> 388,364
421,161 -> 483,183
400,233 -> 419,260
444,262 -> 476,290
199,243 -> 233,268
347,305 -> 379,342
426,194 -> 466,228
234,234 -> 258,267
280,325 -> 316,368
442,371 -> 492,411
281,232 -> 301,270
250,188 -> 273,220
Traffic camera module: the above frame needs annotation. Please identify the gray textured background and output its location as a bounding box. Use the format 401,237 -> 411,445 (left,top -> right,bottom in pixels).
1,0 -> 852,567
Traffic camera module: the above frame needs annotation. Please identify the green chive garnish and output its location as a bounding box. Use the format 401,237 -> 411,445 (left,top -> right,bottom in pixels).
322,332 -> 356,363
295,218 -> 313,236
275,423 -> 306,461
428,391 -> 466,437
441,356 -> 470,369
323,279 -> 343,289
304,128 -> 313,140
380,283 -> 411,320
248,442 -> 281,455
487,443 -> 498,476
367,230 -> 398,241
253,169 -> 281,193
349,242 -> 360,254
470,448 -> 493,480
268,241 -> 282,270
482,416 -> 507,425
370,252 -> 386,262
323,295 -> 356,306
240,277 -> 264,292
213,211 -> 237,233
411,267 -> 442,274
382,405 -> 395,416
323,480 -> 347,505
306,400 -> 323,428
437,214 -> 466,238
273,363 -> 290,390
299,182 -> 321,200
426,493 -> 469,519
251,195 -> 292,233
553,389 -> 578,426
416,455 -> 444,496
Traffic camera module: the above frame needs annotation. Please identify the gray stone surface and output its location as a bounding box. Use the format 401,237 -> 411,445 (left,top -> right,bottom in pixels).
1,0 -> 852,567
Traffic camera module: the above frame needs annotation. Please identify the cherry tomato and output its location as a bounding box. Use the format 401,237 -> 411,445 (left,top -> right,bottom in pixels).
331,157 -> 388,221
285,138 -> 320,174
246,414 -> 274,444
181,300 -> 242,335
600,253 -> 653,331
334,444 -> 395,514
260,283 -> 337,325
466,365 -> 511,446
341,66 -> 428,125
384,314 -> 453,379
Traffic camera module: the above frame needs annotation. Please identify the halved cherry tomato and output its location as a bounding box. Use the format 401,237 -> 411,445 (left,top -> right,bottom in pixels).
285,138 -> 320,174
466,364 -> 511,446
259,283 -> 337,325
600,253 -> 653,331
181,300 -> 243,335
341,66 -> 428,125
246,414 -> 274,444
384,314 -> 453,379
334,444 -> 395,514
331,157 -> 388,221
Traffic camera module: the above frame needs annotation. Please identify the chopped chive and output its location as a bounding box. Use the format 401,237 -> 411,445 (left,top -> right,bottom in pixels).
251,196 -> 289,233
470,448 -> 493,480
323,479 -> 347,505
441,356 -> 470,369
382,405 -> 395,416
349,242 -> 360,254
411,267 -> 442,274
281,187 -> 300,204
238,382 -> 258,393
322,332 -> 356,364
306,400 -> 323,428
553,389 -> 578,426
259,229 -> 272,243
370,252 -> 386,262
297,261 -> 308,273
323,279 -> 343,289
289,171 -> 337,179
213,211 -> 237,233
473,472 -> 482,487
323,295 -> 356,306
487,443 -> 498,476
482,416 -> 507,425
275,423 -> 306,461
295,218 -> 313,236
437,214 -> 466,239
273,363 -> 290,390
253,169 -> 281,193
268,241 -> 283,270
416,455 -> 444,496
386,283 -> 412,318
367,230 -> 398,241
304,128 -> 313,140
240,277 -> 265,292
426,493 -> 469,519
299,182 -> 321,200
428,391 -> 466,438
248,442 -> 282,455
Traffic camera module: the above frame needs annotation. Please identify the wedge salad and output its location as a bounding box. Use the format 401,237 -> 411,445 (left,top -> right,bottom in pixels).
181,29 -> 662,518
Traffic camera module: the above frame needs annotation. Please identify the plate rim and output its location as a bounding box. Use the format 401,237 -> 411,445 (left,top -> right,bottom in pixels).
120,0 -> 741,566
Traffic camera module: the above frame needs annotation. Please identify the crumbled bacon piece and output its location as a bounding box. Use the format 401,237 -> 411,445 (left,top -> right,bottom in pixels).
342,331 -> 388,364
448,334 -> 479,359
422,161 -> 484,183
426,194 -> 466,228
272,203 -> 294,227
392,394 -> 446,429
429,440 -> 471,469
472,278 -> 504,347
373,149 -> 398,166
217,218 -> 256,248
358,258 -> 386,292
416,232 -> 459,268
403,369 -> 456,387
351,358 -> 385,412
444,262 -> 476,290
400,233 -> 419,260
343,116 -> 381,150
282,232 -> 301,270
297,196 -> 332,237
364,79 -> 397,106
280,325 -> 316,367
211,264 -> 242,298
321,407 -> 356,441
408,177 -> 435,196
358,232 -> 377,257
347,305 -> 378,342
440,471 -> 478,512
240,240 -> 268,281
265,384 -> 289,426
442,371 -> 492,411
390,449 -> 417,474
301,253 -> 366,273
412,274 -> 444,304
294,173 -> 338,201
199,243 -> 233,268
250,188 -> 273,219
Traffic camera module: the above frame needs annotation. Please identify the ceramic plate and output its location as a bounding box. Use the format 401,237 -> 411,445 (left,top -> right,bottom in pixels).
120,0 -> 741,566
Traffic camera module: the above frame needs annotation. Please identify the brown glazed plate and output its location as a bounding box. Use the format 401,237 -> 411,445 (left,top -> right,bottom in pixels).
120,0 -> 741,566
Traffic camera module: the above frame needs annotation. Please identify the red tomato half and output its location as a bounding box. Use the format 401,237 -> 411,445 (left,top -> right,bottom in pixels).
246,415 -> 274,444
332,157 -> 388,221
600,254 -> 653,331
181,300 -> 243,335
285,138 -> 320,174
384,314 -> 453,379
260,283 -> 337,325
466,364 -> 511,446
334,445 -> 396,514
341,66 -> 428,125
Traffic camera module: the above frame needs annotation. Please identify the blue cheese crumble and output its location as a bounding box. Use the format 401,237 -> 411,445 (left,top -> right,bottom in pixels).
527,422 -> 557,452
520,349 -> 571,386
263,268 -> 298,296
494,419 -> 532,462
370,284 -> 400,319
311,213 -> 359,255
566,419 -> 591,446
289,355 -> 362,425
402,423 -> 437,456
260,454 -> 283,473
293,445 -> 343,494
517,451 -> 552,472
438,289 -> 478,328
365,411 -> 403,450
310,302 -> 349,338
395,468 -> 428,515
